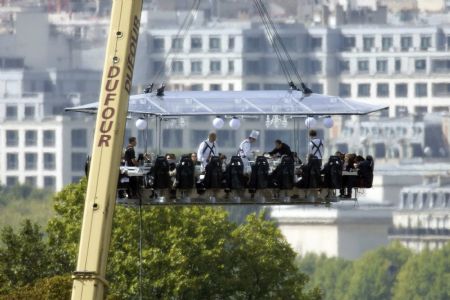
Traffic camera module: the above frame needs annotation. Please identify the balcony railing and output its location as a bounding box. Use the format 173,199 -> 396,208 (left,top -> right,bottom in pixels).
388,227 -> 450,236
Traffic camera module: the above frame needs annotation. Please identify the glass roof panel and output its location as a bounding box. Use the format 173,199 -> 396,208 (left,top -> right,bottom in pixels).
66,90 -> 387,116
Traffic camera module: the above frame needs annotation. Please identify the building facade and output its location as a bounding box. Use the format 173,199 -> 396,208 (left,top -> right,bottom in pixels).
389,176 -> 450,251
270,204 -> 392,259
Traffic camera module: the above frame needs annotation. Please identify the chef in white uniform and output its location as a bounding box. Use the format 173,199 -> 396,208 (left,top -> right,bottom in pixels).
237,130 -> 259,174
197,132 -> 218,171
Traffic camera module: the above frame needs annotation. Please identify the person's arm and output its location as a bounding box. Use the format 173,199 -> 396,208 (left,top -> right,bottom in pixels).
268,147 -> 278,156
242,141 -> 251,157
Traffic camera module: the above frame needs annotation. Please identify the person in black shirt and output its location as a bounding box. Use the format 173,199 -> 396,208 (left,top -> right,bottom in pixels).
124,137 -> 138,166
268,139 -> 292,157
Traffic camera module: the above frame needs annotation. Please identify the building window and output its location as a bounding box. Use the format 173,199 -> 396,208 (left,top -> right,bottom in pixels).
420,36 -> 431,50
25,153 -> 37,170
310,60 -> 322,74
395,83 -> 408,97
381,36 -> 392,51
209,37 -> 221,51
311,37 -> 322,51
377,83 -> 389,97
374,143 -> 386,158
190,84 -> 203,91
357,60 -> 369,73
24,106 -> 35,120
152,61 -> 164,74
171,61 -> 184,74
190,37 -> 202,51
245,36 -> 263,52
415,83 -> 427,97
339,83 -> 351,97
228,60 -> 234,73
363,37 -> 374,51
244,60 -> 261,75
357,83 -> 370,97
415,59 -> 426,72
44,176 -> 56,190
6,176 -> 18,187
72,176 -> 82,183
25,130 -> 37,146
25,176 -> 36,187
401,36 -> 412,51
395,59 -> 401,72
339,60 -> 349,73
343,36 -> 355,50
162,129 -> 182,148
432,83 -> 450,97
43,130 -> 55,147
210,60 -> 221,74
6,130 -> 18,147
376,60 -> 387,73
209,84 -> 221,91
171,37 -> 183,51
152,37 -> 164,52
71,152 -> 86,172
431,59 -> 450,73
190,61 -> 202,74
6,153 -> 18,170
228,83 -> 234,91
228,37 -> 235,50
6,105 -> 18,120
71,129 -> 87,148
43,153 -> 56,170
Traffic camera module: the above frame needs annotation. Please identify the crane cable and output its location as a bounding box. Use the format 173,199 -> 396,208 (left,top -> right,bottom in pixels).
150,0 -> 201,89
253,0 -> 312,94
253,0 -> 293,86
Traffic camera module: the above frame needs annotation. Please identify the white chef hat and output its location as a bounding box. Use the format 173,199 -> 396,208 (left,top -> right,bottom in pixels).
249,130 -> 260,139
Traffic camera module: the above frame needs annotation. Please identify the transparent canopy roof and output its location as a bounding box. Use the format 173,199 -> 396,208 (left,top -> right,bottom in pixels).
65,90 -> 387,117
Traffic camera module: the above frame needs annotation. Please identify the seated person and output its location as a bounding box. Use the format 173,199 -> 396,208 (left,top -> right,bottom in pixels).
165,153 -> 177,189
292,152 -> 302,165
219,153 -> 227,173
268,139 -> 292,157
357,155 -> 374,188
340,153 -> 362,198
190,152 -> 201,166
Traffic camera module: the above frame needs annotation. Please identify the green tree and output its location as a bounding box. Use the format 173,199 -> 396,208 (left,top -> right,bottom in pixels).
298,254 -> 352,300
344,242 -> 411,300
0,274 -> 72,300
0,220 -> 49,294
46,179 -> 87,274
393,242 -> 450,300
43,179 -> 318,299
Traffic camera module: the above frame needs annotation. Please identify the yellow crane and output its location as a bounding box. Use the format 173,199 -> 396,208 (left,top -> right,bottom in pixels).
71,1 -> 142,299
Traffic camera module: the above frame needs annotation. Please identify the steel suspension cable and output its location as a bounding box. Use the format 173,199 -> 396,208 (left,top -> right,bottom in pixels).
254,0 -> 312,93
151,0 -> 201,86
253,0 -> 293,85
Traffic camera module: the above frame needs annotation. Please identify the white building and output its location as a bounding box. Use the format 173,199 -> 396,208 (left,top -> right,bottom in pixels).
389,176 -> 450,251
270,204 -> 392,259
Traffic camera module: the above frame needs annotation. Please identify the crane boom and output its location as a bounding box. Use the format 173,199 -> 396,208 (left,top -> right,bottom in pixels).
71,1 -> 143,299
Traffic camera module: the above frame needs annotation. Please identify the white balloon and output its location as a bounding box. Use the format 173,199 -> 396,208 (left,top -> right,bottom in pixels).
212,117 -> 224,129
305,117 -> 317,128
323,117 -> 334,128
135,118 -> 147,130
229,117 -> 241,129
